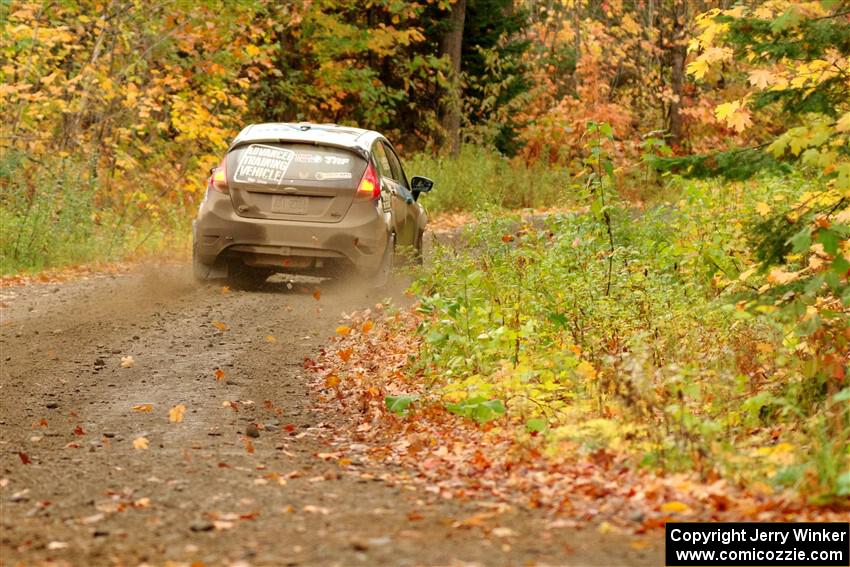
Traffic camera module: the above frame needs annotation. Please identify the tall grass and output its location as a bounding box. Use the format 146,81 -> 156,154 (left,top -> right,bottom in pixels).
406,146 -> 573,214
0,151 -> 189,275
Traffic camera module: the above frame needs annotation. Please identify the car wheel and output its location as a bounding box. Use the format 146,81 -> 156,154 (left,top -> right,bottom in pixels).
371,232 -> 395,288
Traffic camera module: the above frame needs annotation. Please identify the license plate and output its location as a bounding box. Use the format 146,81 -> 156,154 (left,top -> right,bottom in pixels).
272,195 -> 308,214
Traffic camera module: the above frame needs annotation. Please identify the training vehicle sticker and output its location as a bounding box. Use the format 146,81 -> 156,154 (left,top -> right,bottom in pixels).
234,144 -> 295,185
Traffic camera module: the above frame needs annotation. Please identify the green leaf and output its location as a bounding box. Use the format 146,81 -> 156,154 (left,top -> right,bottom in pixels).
385,395 -> 418,416
832,388 -> 850,403
831,254 -> 849,275
525,417 -> 548,433
789,227 -> 812,253
816,229 -> 839,255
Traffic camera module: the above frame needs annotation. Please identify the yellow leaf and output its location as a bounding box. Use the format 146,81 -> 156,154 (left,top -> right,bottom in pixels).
169,404 -> 186,423
748,69 -> 775,89
133,436 -> 149,450
660,501 -> 691,514
245,44 -> 261,57
266,335 -> 276,343
575,360 -> 597,381
755,202 -> 771,216
335,325 -> 351,336
212,321 -> 227,331
686,59 -> 710,80
836,112 -> 850,133
132,404 -> 153,413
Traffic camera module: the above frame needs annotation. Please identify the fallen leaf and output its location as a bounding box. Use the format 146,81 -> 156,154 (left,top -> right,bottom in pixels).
18,452 -> 31,464
133,497 -> 151,508
73,425 -> 85,436
132,404 -> 153,413
220,285 -> 231,294
169,404 -> 187,423
337,348 -> 352,362
266,335 -> 276,343
244,439 -> 255,454
120,355 -> 135,368
47,541 -> 69,550
212,321 -> 227,331
335,325 -> 351,336
361,320 -> 374,333
133,437 -> 150,450
660,501 -> 691,514
325,374 -> 340,388
215,369 -> 225,382
312,288 -> 321,301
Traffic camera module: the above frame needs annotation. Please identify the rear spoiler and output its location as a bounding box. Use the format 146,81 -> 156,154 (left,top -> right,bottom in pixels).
227,138 -> 369,162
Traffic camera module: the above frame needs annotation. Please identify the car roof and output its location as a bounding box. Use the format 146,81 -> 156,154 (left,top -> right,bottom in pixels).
230,123 -> 381,153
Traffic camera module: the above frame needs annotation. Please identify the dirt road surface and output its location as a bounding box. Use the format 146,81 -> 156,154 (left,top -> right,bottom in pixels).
0,266 -> 662,566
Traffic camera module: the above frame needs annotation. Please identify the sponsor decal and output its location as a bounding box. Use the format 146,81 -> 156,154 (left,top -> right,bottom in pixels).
294,153 -> 323,164
233,144 -> 295,185
323,155 -> 350,165
315,171 -> 352,180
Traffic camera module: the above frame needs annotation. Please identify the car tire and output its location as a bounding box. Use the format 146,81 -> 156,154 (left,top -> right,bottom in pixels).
371,232 -> 395,288
192,245 -> 212,283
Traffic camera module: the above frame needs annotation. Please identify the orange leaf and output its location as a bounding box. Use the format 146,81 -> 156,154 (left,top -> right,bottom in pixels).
132,404 -> 153,413
169,404 -> 187,423
214,369 -> 225,382
266,335 -> 276,343
325,374 -> 341,388
312,289 -> 321,301
73,425 -> 86,436
361,320 -> 374,333
337,348 -> 352,362
212,321 -> 227,331
335,325 -> 351,336
244,439 -> 255,454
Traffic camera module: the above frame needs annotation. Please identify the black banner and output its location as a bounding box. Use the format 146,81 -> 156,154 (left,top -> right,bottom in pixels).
666,522 -> 849,566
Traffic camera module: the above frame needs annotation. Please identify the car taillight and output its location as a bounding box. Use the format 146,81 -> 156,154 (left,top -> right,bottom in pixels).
211,159 -> 229,194
355,162 -> 380,201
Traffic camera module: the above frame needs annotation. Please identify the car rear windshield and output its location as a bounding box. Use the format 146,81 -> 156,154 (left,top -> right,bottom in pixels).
230,143 -> 365,186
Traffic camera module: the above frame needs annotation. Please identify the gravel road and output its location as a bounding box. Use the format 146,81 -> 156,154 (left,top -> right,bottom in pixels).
0,265 -> 662,566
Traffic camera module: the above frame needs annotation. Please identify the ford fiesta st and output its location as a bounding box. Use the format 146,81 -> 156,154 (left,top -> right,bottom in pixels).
192,123 -> 434,287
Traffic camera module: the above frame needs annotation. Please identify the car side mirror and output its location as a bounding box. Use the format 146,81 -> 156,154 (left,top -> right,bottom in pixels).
411,176 -> 434,198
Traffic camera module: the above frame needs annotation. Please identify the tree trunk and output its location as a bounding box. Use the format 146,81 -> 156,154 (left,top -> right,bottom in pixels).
666,0 -> 688,150
439,0 -> 466,156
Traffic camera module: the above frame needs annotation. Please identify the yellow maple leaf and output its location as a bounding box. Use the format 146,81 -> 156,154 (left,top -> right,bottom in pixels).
168,404 -> 186,423
748,69 -> 775,89
715,101 -> 752,133
133,436 -> 149,450
335,325 -> 351,336
325,374 -> 341,388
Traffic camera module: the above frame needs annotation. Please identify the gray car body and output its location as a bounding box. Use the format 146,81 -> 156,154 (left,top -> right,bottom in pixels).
193,123 -> 429,281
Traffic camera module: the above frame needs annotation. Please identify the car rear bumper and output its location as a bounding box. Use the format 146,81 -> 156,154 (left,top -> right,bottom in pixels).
194,190 -> 389,273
